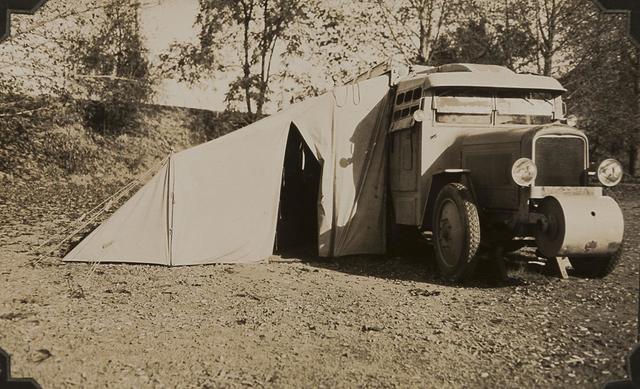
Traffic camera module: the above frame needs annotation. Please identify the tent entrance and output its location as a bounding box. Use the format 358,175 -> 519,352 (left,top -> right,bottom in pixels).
275,126 -> 321,257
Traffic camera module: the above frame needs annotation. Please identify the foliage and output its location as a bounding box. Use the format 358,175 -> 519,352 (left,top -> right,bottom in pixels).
70,0 -> 156,134
427,17 -> 535,68
287,0 -> 475,94
361,0 -> 464,65
561,9 -> 640,175
0,1 -> 92,177
302,0 -> 537,87
0,93 -> 97,176
0,1 -> 88,96
161,0 -> 310,116
187,110 -> 261,144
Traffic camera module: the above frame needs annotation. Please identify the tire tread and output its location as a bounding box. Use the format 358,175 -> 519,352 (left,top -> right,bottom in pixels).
433,183 -> 481,282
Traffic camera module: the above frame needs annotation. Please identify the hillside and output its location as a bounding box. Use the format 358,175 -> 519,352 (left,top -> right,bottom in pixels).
0,100 -> 254,186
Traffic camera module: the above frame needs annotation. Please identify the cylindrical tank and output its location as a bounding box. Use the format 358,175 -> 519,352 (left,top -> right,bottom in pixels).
535,195 -> 624,258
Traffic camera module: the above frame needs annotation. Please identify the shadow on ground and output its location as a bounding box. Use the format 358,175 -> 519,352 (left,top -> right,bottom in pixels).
280,237 -> 558,289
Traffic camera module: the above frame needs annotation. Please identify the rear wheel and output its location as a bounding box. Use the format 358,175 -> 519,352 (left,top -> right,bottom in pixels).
432,183 -> 481,282
570,242 -> 623,278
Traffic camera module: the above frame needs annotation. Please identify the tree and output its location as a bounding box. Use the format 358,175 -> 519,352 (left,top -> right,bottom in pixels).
161,0 -> 309,116
468,0 -> 538,71
0,1 -> 102,176
355,0 -> 466,65
70,0 -> 155,134
426,16 -> 535,68
291,0 -> 473,91
508,0 -> 585,76
561,6 -> 640,176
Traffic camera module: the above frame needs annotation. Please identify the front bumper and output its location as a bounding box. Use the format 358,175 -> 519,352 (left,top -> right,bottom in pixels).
530,186 -> 602,199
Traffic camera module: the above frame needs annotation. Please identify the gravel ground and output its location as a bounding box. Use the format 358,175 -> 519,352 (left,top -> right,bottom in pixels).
0,179 -> 638,388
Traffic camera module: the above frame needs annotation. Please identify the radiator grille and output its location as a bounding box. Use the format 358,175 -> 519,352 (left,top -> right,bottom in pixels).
535,136 -> 585,186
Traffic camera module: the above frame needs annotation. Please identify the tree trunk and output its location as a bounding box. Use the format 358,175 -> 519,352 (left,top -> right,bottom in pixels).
256,81 -> 266,116
418,22 -> 428,64
543,53 -> 553,76
256,0 -> 268,116
242,13 -> 253,116
541,0 -> 556,76
417,2 -> 430,65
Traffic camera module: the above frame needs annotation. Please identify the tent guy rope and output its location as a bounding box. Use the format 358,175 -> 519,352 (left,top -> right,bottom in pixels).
30,153 -> 171,267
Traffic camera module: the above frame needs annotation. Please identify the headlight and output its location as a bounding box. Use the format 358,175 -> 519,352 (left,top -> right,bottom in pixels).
512,158 -> 538,187
566,115 -> 578,127
597,159 -> 623,187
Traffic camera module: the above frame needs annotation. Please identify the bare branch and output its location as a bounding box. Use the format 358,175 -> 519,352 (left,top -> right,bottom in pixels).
0,106 -> 50,118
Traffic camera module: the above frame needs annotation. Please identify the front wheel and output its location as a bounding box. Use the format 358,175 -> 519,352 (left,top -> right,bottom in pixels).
432,183 -> 481,282
570,242 -> 623,278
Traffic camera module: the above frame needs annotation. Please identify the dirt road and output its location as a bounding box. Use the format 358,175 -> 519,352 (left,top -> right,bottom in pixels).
1,180 -> 638,388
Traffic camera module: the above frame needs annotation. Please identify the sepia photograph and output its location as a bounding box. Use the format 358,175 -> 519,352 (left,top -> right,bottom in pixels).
0,0 -> 639,387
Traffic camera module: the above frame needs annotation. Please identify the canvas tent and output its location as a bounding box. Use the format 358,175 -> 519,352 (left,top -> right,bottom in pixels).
64,76 -> 392,265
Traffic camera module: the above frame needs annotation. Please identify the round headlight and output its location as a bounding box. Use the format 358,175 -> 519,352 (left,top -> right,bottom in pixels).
413,109 -> 425,122
512,158 -> 538,187
597,159 -> 623,187
566,115 -> 578,127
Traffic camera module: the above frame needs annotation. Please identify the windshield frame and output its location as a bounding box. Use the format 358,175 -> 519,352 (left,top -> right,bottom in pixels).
431,87 -> 561,127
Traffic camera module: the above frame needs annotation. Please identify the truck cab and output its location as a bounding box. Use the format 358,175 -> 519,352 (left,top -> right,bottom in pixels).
388,64 -> 624,281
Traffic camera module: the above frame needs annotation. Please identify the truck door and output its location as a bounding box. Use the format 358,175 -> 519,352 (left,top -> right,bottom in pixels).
422,88 -> 493,172
419,88 -> 493,228
389,87 -> 423,226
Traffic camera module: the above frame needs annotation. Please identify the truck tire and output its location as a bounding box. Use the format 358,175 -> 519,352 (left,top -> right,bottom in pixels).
432,183 -> 481,282
570,241 -> 623,278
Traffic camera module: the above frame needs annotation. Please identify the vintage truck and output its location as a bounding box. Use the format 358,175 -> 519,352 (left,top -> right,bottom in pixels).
380,63 -> 624,281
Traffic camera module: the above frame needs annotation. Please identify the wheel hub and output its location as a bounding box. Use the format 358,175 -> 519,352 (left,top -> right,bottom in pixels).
437,200 -> 463,267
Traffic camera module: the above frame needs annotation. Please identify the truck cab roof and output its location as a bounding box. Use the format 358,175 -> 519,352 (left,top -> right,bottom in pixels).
396,63 -> 566,93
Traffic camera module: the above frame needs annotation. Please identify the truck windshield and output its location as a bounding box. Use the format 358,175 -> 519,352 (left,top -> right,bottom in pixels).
495,90 -> 554,125
434,88 -> 557,125
435,88 -> 493,125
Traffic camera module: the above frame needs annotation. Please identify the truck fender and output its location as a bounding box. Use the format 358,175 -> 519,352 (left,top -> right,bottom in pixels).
421,169 -> 476,230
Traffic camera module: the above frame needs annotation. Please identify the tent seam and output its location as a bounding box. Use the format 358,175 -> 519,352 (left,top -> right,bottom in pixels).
167,151 -> 174,266
329,92 -> 339,257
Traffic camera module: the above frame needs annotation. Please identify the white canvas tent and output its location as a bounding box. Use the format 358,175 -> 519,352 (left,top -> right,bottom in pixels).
64,76 -> 391,265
